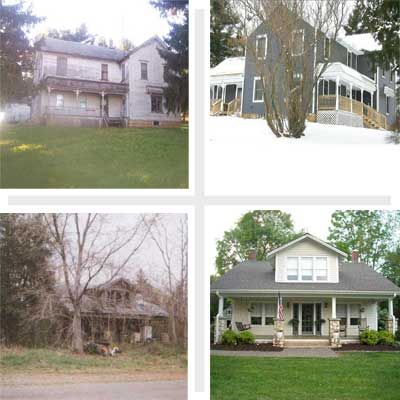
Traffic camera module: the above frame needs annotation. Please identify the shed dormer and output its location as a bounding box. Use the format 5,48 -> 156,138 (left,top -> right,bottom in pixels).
267,233 -> 346,283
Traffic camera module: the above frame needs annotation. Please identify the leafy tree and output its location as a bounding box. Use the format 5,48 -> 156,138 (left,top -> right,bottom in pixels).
121,38 -> 135,52
96,37 -> 115,49
0,214 -> 54,345
210,0 -> 241,67
0,0 -> 42,106
47,23 -> 95,44
151,0 -> 188,118
381,246 -> 400,317
328,210 -> 400,269
344,0 -> 400,71
215,210 -> 301,276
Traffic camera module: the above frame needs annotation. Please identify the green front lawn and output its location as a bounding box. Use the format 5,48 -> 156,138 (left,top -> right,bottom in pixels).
0,124 -> 188,188
211,353 -> 400,400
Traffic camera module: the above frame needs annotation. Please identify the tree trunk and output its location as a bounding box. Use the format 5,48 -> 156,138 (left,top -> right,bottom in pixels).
170,303 -> 177,344
72,309 -> 83,353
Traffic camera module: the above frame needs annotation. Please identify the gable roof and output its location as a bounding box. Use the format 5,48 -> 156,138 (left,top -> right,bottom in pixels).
121,35 -> 167,61
39,37 -> 128,61
210,57 -> 245,77
211,261 -> 400,294
339,33 -> 381,53
267,233 -> 347,258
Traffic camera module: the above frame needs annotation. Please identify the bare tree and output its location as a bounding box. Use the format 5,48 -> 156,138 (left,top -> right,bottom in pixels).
44,213 -> 153,353
147,215 -> 188,345
240,0 -> 348,137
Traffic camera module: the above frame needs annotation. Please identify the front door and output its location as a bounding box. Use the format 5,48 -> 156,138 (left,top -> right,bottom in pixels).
302,304 -> 314,335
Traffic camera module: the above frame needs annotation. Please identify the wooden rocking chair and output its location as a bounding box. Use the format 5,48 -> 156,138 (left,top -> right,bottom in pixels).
236,322 -> 251,331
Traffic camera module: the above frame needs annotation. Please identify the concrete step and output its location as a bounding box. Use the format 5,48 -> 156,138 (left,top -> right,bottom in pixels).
285,339 -> 330,348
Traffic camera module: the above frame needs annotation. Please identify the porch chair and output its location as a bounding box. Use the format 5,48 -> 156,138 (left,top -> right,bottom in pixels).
236,322 -> 251,331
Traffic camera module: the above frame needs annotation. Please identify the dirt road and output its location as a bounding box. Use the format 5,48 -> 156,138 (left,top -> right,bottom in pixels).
0,380 -> 187,400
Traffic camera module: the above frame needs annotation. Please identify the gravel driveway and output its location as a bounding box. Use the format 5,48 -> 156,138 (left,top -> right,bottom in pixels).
0,380 -> 187,400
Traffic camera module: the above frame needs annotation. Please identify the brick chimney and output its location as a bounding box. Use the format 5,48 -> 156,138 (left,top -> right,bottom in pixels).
351,250 -> 359,263
248,249 -> 257,261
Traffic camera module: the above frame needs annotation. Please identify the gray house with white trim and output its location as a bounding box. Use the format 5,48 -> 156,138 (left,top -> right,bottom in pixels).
241,17 -> 397,130
211,233 -> 400,347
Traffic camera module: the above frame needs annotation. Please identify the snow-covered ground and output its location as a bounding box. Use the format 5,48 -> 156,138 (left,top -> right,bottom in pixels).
207,116 -> 394,145
205,116 -> 399,196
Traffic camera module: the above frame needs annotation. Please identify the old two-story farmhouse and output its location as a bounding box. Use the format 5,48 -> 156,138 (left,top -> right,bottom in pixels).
211,19 -> 397,130
211,234 -> 400,348
32,36 -> 180,128
58,278 -> 169,344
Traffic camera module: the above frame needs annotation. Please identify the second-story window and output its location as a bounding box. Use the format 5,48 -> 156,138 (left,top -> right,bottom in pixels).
315,257 -> 328,281
292,30 -> 304,56
287,257 -> 299,280
256,34 -> 267,59
141,62 -> 148,80
56,56 -> 67,76
287,256 -> 328,282
101,64 -> 108,81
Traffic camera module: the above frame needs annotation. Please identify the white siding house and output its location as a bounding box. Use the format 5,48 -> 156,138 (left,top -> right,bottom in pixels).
32,36 -> 181,128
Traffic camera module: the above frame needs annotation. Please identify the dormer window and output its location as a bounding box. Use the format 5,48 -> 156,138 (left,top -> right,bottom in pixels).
286,256 -> 328,282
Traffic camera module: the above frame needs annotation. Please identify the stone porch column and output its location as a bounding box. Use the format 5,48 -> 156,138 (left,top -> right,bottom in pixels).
329,297 -> 341,348
273,318 -> 285,348
385,298 -> 395,334
214,292 -> 225,344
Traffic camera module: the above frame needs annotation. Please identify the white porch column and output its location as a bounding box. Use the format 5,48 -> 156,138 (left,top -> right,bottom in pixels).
336,77 -> 340,111
75,89 -> 80,109
389,298 -> 394,318
299,304 -> 302,336
350,83 -> 353,113
218,294 -> 224,316
361,89 -> 364,105
47,86 -> 52,109
313,303 -> 316,335
215,292 -> 224,343
388,298 -> 395,334
332,297 -> 337,319
346,303 -> 351,334
221,85 -> 226,112
100,91 -> 105,117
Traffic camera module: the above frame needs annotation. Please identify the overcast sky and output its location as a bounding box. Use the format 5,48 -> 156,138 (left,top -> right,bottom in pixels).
50,213 -> 186,289
7,0 -> 170,47
206,207 -> 344,275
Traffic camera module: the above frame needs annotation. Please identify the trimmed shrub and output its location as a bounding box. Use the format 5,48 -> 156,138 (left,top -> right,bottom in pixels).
360,329 -> 380,346
221,330 -> 238,345
378,330 -> 395,345
238,331 -> 255,344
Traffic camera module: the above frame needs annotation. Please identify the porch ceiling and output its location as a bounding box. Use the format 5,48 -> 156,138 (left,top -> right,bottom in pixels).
318,62 -> 376,92
43,76 -> 128,95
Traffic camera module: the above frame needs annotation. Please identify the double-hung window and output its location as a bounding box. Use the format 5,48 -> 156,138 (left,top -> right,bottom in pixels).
292,30 -> 304,56
350,304 -> 361,326
253,77 -> 264,102
265,303 -> 275,325
386,95 -> 390,114
151,94 -> 163,113
287,257 -> 299,280
337,304 -> 347,327
56,94 -> 64,108
250,303 -> 262,325
140,62 -> 148,80
315,257 -> 328,281
79,96 -> 87,110
101,64 -> 108,81
256,34 -> 267,59
300,257 -> 313,281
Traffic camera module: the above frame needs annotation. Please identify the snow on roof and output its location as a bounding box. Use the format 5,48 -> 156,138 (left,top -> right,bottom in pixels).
210,57 -> 245,77
339,33 -> 382,53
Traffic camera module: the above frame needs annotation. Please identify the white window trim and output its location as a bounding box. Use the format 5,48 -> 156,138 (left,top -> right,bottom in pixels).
286,256 -> 329,282
252,76 -> 264,103
292,29 -> 304,56
255,34 -> 267,59
249,302 -> 275,326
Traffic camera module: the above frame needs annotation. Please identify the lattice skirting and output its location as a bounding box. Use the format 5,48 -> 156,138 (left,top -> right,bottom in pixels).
317,110 -> 363,127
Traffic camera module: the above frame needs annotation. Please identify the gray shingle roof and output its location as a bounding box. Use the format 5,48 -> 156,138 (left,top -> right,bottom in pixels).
211,261 -> 400,293
40,38 -> 128,61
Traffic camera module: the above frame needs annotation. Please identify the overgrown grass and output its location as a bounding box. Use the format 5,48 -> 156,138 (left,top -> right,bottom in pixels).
0,343 -> 187,374
0,124 -> 188,188
211,353 -> 400,400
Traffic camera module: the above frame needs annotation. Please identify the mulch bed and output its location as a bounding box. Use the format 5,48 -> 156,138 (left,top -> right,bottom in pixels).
211,343 -> 283,352
334,344 -> 400,352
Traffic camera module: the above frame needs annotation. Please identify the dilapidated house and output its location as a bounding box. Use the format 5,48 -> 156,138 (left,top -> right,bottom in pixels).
58,278 -> 169,344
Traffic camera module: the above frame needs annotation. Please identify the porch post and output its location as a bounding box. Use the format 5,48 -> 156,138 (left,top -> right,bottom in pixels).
332,297 -> 336,318
346,304 -> 351,335
361,89 -> 364,105
221,84 -> 226,111
329,297 -> 341,348
298,304 -> 302,336
335,77 -> 340,111
350,83 -> 353,113
75,89 -> 80,111
313,303 -> 316,335
387,298 -> 395,334
215,292 -> 225,344
100,91 -> 105,118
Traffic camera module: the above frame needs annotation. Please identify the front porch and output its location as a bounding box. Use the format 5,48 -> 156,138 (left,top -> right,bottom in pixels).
210,83 -> 242,116
315,62 -> 387,130
214,294 -> 397,347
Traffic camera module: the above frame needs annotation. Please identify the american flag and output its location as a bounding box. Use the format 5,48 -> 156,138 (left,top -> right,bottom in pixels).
277,292 -> 284,320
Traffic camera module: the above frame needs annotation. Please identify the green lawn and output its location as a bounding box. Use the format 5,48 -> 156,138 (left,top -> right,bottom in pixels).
211,353 -> 400,400
0,344 -> 187,374
0,124 -> 188,188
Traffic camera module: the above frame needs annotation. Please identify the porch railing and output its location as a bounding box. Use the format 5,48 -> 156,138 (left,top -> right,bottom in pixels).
227,97 -> 241,115
210,99 -> 222,115
46,106 -> 100,117
318,95 -> 387,129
